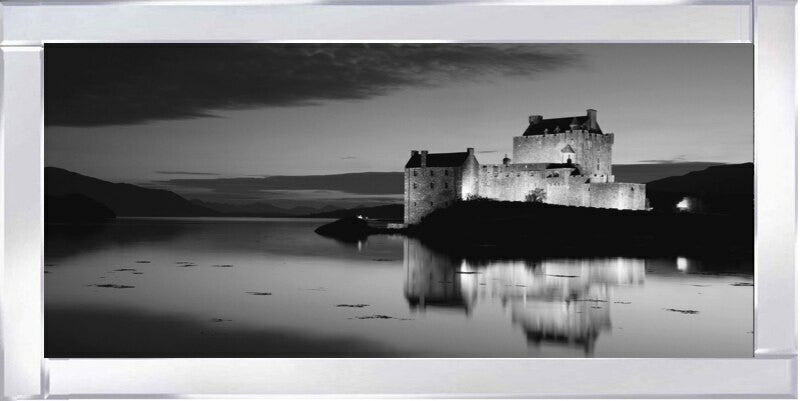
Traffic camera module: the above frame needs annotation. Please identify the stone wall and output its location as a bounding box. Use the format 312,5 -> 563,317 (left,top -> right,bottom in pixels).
512,131 -> 613,176
475,164 -> 550,201
405,166 -> 465,224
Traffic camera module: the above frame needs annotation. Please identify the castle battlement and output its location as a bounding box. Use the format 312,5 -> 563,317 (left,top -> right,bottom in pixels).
403,109 -> 645,224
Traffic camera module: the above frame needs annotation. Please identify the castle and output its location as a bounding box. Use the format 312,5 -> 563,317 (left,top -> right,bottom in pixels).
403,109 -> 646,224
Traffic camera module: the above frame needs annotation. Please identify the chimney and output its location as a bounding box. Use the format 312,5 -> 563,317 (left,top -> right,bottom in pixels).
529,115 -> 543,125
467,147 -> 474,156
587,109 -> 597,130
411,150 -> 419,157
420,150 -> 428,167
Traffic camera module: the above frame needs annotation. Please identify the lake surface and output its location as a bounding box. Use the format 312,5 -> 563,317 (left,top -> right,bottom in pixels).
45,217 -> 753,358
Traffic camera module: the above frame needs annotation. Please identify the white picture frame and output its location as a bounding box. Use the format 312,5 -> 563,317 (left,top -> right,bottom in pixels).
1,0 -> 796,398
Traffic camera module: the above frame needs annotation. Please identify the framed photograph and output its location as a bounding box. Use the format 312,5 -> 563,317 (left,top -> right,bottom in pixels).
1,0 -> 796,398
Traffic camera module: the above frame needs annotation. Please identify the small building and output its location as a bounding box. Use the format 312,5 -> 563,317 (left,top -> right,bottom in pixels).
404,109 -> 646,224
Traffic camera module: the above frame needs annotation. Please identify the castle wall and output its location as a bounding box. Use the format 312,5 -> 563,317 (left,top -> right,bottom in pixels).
475,164 -> 550,201
405,166 -> 463,224
513,131 -> 613,176
588,182 -> 647,210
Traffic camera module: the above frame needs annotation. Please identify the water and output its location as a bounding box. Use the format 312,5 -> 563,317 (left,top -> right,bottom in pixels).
45,217 -> 753,358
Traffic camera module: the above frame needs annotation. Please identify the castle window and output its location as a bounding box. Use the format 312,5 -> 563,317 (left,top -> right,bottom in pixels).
444,170 -> 449,176
444,183 -> 449,189
413,183 -> 417,189
430,201 -> 434,206
430,183 -> 434,189
430,171 -> 435,177
413,202 -> 416,206
597,159 -> 600,169
413,170 -> 418,177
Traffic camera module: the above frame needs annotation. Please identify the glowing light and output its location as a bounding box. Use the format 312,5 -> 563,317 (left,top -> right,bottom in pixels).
676,257 -> 688,272
676,197 -> 690,211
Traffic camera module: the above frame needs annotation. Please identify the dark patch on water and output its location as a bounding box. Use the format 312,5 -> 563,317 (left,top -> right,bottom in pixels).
575,299 -> 607,303
372,258 -> 394,262
664,308 -> 699,315
45,264 -> 56,267
135,261 -> 151,264
350,315 -> 412,320
730,282 -> 753,287
479,283 -> 487,285
613,301 -> 631,304
114,268 -> 137,272
547,274 -> 579,278
210,318 -> 232,323
246,292 -> 272,296
45,270 -> 52,274
133,272 -> 144,275
213,264 -> 234,268
337,304 -> 369,308
90,284 -> 135,289
590,306 -> 603,309
688,284 -> 710,287
454,271 -> 479,274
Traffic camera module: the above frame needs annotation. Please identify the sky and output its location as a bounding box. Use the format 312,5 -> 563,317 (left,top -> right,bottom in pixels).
45,44 -> 752,207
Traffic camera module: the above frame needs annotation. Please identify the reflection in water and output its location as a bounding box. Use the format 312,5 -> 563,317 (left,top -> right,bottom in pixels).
404,238 -> 646,354
45,218 -> 753,358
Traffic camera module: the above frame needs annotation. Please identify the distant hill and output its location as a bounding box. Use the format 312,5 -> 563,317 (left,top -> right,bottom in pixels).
306,204 -> 403,219
46,194 -> 116,222
613,162 -> 724,184
646,163 -> 753,215
46,167 -> 219,217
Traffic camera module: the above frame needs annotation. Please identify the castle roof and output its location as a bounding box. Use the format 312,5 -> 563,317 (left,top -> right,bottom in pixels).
561,145 -> 576,153
405,151 -> 471,168
523,115 -> 603,136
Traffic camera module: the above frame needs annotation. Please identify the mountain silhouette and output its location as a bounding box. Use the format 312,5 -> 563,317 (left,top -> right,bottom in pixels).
45,167 -> 219,217
46,194 -> 116,222
646,163 -> 753,215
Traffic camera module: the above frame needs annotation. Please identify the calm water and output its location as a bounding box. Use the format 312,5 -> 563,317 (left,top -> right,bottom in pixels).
45,217 -> 753,358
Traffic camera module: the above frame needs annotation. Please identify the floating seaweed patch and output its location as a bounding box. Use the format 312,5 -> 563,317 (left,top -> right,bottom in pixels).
664,308 -> 699,314
246,292 -> 272,296
337,304 -> 369,308
90,284 -> 135,289
350,315 -> 412,320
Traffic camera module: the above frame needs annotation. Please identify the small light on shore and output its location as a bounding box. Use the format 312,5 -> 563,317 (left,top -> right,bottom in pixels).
676,256 -> 688,272
676,197 -> 690,211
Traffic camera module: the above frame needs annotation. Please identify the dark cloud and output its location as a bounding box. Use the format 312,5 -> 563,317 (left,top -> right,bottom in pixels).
155,171 -> 220,176
637,155 -> 689,164
45,44 -> 581,127
155,172 -> 404,198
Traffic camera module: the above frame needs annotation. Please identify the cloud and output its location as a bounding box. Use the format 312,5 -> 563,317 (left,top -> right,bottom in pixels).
155,171 -> 220,176
45,44 -> 581,126
154,172 -> 404,200
637,155 -> 689,164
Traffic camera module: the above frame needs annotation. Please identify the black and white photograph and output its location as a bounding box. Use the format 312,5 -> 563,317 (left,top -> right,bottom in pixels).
44,43 -> 754,358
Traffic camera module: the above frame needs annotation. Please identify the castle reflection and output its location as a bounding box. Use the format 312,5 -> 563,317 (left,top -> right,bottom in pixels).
403,238 -> 646,355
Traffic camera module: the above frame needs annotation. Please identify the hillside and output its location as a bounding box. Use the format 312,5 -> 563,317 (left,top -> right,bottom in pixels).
646,163 -> 753,215
45,194 -> 116,222
45,167 -> 219,217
